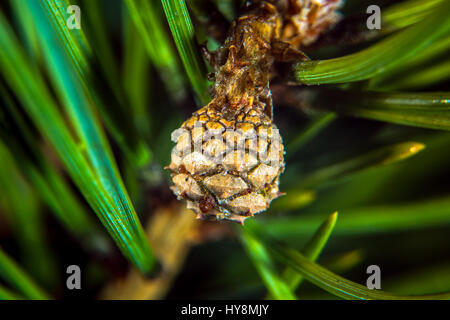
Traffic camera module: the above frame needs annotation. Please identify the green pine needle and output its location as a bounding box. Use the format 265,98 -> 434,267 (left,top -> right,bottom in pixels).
262,196 -> 450,238
0,247 -> 50,300
300,90 -> 450,131
241,227 -> 296,300
125,0 -> 186,101
245,224 -> 450,300
0,5 -> 156,273
42,0 -> 151,166
266,212 -> 338,299
161,0 -> 211,105
383,0 -> 444,31
0,285 -> 24,300
294,1 -> 450,84
299,141 -> 425,188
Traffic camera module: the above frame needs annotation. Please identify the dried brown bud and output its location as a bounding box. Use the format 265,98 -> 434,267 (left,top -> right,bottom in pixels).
281,0 -> 344,46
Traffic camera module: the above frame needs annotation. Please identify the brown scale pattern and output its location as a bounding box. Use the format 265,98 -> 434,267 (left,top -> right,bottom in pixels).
167,106 -> 284,224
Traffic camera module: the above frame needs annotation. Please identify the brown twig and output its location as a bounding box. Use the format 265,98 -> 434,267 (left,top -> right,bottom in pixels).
100,203 -> 200,300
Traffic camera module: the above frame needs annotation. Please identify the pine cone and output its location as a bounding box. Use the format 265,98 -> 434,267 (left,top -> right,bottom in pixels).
166,2 -> 297,224
167,105 -> 285,224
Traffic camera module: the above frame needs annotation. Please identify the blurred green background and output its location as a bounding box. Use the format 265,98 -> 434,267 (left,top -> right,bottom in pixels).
0,0 -> 449,300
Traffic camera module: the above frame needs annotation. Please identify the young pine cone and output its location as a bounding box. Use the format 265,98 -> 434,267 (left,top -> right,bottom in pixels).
167,105 -> 284,224
167,0 -> 339,223
166,2 -> 291,224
